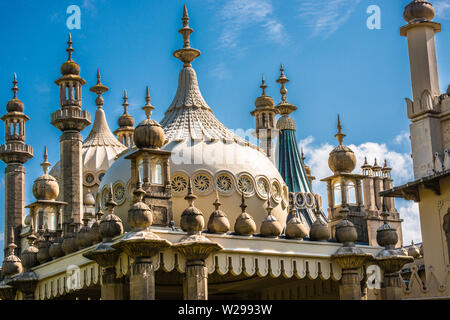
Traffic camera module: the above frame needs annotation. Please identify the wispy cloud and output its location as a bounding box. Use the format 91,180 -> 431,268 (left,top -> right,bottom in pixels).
211,62 -> 232,80
297,0 -> 361,38
393,132 -> 410,145
299,134 -> 421,244
217,0 -> 287,49
434,1 -> 450,19
82,0 -> 104,16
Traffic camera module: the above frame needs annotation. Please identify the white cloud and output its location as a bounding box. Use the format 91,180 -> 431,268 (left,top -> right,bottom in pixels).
299,135 -> 422,244
434,1 -> 450,19
218,0 -> 287,49
297,0 -> 361,38
211,62 -> 232,80
393,132 -> 410,145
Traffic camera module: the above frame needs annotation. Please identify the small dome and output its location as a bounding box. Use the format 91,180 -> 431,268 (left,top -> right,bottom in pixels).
276,115 -> 296,131
260,201 -> 282,238
2,243 -> 22,277
100,213 -> 124,241
328,145 -> 357,174
61,60 -> 81,76
128,186 -> 153,230
309,213 -> 330,241
32,174 -> 59,201
254,95 -> 274,109
21,235 -> 39,270
180,206 -> 205,233
49,234 -> 64,260
285,208 -> 307,240
207,197 -> 230,234
6,98 -> 24,113
118,114 -> 135,128
234,194 -> 257,236
403,0 -> 435,23
77,220 -> 92,249
84,192 -> 95,206
335,218 -> 358,245
376,223 -> 398,248
134,118 -> 165,149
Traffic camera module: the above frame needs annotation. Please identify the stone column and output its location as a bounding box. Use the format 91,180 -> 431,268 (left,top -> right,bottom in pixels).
129,257 -> 156,300
339,268 -> 362,300
60,130 -> 83,225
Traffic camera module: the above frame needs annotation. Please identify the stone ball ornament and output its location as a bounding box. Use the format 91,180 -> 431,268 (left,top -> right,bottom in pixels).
32,174 -> 60,201
134,118 -> 165,149
335,218 -> 358,246
376,222 -> 398,249
328,145 -> 357,174
99,213 -> 124,241
403,0 -> 435,23
207,196 -> 230,234
128,201 -> 153,230
61,60 -> 81,76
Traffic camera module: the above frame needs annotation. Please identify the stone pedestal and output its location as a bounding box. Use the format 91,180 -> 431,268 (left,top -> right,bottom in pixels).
376,255 -> 413,300
173,234 -> 222,301
130,257 -> 155,300
339,268 -> 362,300
381,272 -> 403,300
12,272 -> 38,300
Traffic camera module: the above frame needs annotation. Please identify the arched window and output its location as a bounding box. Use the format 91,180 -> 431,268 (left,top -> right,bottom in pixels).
333,182 -> 341,206
151,163 -> 163,185
348,181 -> 356,204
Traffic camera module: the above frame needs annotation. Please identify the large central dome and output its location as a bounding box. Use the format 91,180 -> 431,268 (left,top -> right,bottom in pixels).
98,7 -> 288,230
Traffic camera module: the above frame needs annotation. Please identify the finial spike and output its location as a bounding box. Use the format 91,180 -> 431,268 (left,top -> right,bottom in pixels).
12,73 -> 19,99
213,189 -> 221,210
260,74 -> 267,96
334,114 -> 346,146
301,147 -> 306,162
122,89 -> 129,113
183,4 -> 188,19
67,33 -> 74,61
240,192 -> 247,213
184,178 -> 197,206
142,86 -> 154,119
40,146 -> 51,174
96,68 -> 101,84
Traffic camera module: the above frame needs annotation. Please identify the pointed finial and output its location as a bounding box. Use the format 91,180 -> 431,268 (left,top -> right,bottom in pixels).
374,158 -> 379,167
334,114 -> 346,146
67,33 -> 74,61
213,189 -> 221,211
184,178 -> 198,206
122,90 -> 129,114
89,69 -> 109,108
106,183 -> 117,210
260,74 -> 267,96
12,73 -> 19,99
96,68 -> 101,85
174,5 -> 200,66
276,64 -> 289,103
142,86 -> 155,119
133,169 -> 146,202
266,198 -> 273,216
40,146 -> 51,174
7,227 -> 17,256
240,192 -> 247,213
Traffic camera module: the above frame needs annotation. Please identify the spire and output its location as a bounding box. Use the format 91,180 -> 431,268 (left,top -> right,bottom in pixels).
12,73 -> 18,99
240,192 -> 247,213
266,197 -> 273,216
133,169 -> 146,202
142,86 -> 155,119
276,64 -> 289,103
184,178 -> 198,207
7,227 -> 17,256
89,69 -> 109,109
122,90 -> 129,114
260,74 -> 267,96
173,5 -> 201,66
67,33 -> 74,61
275,65 -> 297,116
334,114 -> 346,146
213,189 -> 221,211
41,146 -> 51,174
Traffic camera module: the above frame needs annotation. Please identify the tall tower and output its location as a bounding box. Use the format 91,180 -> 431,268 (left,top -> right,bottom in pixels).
51,34 -> 91,228
251,75 -> 278,162
0,74 -> 33,256
401,0 -> 442,179
114,90 -> 135,147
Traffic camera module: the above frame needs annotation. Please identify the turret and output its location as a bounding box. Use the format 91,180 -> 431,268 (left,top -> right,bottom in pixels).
0,74 -> 33,256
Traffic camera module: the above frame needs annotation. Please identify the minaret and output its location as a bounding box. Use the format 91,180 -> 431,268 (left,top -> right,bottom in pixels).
401,1 -> 443,179
51,34 -> 91,228
251,74 -> 278,161
114,90 -> 135,147
275,65 -> 312,193
0,74 -> 33,257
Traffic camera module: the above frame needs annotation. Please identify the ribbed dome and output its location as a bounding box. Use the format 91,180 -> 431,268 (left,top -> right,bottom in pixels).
61,61 -> 80,76
276,115 -> 296,131
328,145 -> 357,174
118,113 -> 134,127
32,174 -> 59,200
403,0 -> 435,23
6,99 -> 24,113
134,118 -> 165,149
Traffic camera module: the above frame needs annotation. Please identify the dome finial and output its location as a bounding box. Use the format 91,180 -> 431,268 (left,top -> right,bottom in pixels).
12,73 -> 18,99
334,114 -> 346,146
173,5 -> 201,66
133,169 -> 146,202
67,33 -> 74,61
213,189 -> 221,211
142,86 -> 155,119
123,90 -> 129,114
260,73 -> 267,96
40,146 -> 51,174
276,64 -> 289,103
240,192 -> 247,213
185,178 -> 198,207
89,68 -> 109,109
7,227 -> 17,256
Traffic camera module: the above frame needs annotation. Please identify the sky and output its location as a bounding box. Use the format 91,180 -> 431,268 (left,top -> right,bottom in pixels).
0,0 -> 449,258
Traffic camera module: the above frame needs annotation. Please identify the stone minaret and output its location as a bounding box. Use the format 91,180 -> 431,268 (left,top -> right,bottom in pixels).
251,75 -> 278,162
51,34 -> 91,229
401,0 -> 443,179
114,90 -> 135,147
0,74 -> 33,256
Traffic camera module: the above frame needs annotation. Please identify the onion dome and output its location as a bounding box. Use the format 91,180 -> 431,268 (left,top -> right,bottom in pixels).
90,207 -> 104,245
32,147 -> 59,201
328,115 -> 356,174
285,206 -> 307,240
134,87 -> 165,149
118,90 -> 135,128
260,198 -> 282,237
62,222 -> 78,255
309,208 -> 330,241
234,193 -> 257,236
403,0 -> 435,23
77,217 -> 92,249
60,34 -> 80,76
84,190 -> 95,206
128,172 -> 153,230
21,234 -> 39,271
2,228 -> 23,277
207,191 -> 230,234
99,185 -> 124,242
254,74 -> 275,109
180,179 -> 205,234
408,240 -> 421,258
49,227 -> 64,260
376,212 -> 398,249
36,230 -> 51,264
335,210 -> 358,247
6,74 -> 24,113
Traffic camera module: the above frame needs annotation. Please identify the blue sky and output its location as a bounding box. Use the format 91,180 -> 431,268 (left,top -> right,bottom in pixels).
1,0 -> 449,256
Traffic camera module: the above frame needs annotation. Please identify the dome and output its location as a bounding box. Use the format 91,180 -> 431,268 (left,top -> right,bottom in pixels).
376,223 -> 398,248
328,145 -> 357,174
134,118 -> 165,149
61,60 -> 80,76
32,174 -> 59,200
254,95 -> 274,109
403,0 -> 435,23
276,115 -> 296,131
6,98 -> 24,113
84,191 -> 96,206
118,114 -> 135,128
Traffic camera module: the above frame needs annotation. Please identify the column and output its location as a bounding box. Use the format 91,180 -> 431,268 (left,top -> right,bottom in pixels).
101,267 -> 124,300
184,259 -> 208,300
130,257 -> 155,300
339,268 -> 362,300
